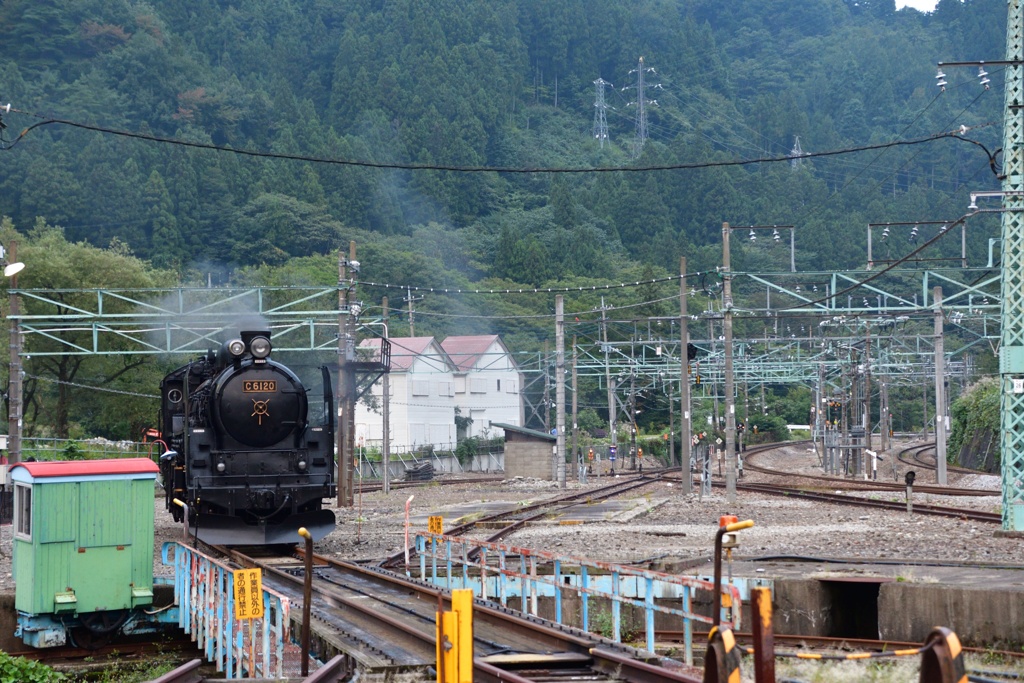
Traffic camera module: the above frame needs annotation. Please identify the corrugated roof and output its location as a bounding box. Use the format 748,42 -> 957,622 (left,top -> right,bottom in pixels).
12,458 -> 159,478
440,335 -> 500,372
359,337 -> 449,372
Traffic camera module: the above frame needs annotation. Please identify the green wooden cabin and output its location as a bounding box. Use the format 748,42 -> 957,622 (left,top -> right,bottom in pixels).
11,458 -> 158,618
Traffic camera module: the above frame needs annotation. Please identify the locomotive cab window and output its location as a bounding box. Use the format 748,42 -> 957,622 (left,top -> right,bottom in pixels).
14,483 -> 31,540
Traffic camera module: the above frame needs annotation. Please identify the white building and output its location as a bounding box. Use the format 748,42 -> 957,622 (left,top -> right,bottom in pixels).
354,334 -> 524,453
355,337 -> 456,452
441,335 -> 525,438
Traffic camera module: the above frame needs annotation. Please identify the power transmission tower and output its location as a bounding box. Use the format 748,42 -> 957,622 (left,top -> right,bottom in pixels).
1001,0 -> 1024,532
623,56 -> 661,159
790,136 -> 805,169
593,77 -> 612,147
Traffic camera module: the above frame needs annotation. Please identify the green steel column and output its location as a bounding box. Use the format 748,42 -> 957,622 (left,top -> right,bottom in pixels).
1001,0 -> 1024,531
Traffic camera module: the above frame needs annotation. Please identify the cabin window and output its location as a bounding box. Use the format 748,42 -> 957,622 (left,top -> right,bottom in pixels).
14,483 -> 31,540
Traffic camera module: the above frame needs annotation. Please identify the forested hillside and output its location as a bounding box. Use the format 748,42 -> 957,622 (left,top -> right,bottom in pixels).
0,0 -> 1009,439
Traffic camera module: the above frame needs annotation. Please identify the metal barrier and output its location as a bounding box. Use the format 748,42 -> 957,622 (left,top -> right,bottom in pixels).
162,543 -> 291,680
415,533 -> 742,664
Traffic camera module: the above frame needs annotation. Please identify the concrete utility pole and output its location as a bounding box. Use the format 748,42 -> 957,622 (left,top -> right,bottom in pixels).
337,242 -> 358,507
934,286 -> 947,486
723,223 -> 737,504
7,242 -> 21,465
405,287 -> 422,337
1000,0 -> 1024,531
382,296 -> 391,495
679,256 -> 691,492
555,295 -> 566,488
602,298 -> 616,465
572,336 -> 580,483
864,323 -> 872,452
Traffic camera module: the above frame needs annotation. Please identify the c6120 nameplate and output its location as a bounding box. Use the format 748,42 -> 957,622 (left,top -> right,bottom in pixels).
243,380 -> 277,392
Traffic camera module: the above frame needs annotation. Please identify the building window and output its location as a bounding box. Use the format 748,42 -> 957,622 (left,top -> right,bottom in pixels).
497,379 -> 501,391
14,484 -> 31,539
470,379 -> 487,394
412,380 -> 430,396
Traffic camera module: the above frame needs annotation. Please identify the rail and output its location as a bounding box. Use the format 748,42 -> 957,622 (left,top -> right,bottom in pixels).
161,543 -> 291,680
145,653 -> 353,683
415,532 -> 742,665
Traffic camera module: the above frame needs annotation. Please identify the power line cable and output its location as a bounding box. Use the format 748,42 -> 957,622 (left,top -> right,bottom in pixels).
1,107 -> 986,175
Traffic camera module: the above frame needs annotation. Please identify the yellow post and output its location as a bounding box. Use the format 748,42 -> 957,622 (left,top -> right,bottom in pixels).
436,610 -> 458,683
452,589 -> 474,683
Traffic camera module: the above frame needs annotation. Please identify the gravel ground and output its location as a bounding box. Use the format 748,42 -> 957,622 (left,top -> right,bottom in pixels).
1,440 -> 1020,591
311,441 -> 1021,570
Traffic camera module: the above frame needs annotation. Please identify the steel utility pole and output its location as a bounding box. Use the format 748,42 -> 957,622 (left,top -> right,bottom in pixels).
1001,0 -> 1024,531
934,287 -> 947,486
723,223 -> 737,504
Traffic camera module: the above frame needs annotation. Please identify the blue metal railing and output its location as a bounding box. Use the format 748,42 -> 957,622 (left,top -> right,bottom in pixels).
415,533 -> 744,665
162,543 -> 291,679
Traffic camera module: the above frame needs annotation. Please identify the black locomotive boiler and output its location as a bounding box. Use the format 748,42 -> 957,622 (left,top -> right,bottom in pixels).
159,331 -> 336,544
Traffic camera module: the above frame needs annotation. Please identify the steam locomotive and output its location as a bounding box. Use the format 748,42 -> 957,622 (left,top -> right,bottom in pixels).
158,331 -> 336,545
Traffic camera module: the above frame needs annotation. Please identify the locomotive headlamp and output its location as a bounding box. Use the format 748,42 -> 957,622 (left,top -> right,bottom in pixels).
228,339 -> 246,357
297,459 -> 307,472
250,336 -> 272,359
216,461 -> 226,473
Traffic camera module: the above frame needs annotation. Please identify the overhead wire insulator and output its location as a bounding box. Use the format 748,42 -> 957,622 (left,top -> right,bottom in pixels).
936,69 -> 947,91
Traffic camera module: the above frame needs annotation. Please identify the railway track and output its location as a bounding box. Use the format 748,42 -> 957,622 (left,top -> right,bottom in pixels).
655,630 -> 1024,660
742,441 -> 998,497
227,546 -> 704,683
699,441 -> 1002,523
728,481 -> 1001,523
379,468 -> 671,569
356,474 -> 506,494
896,442 -> 982,477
